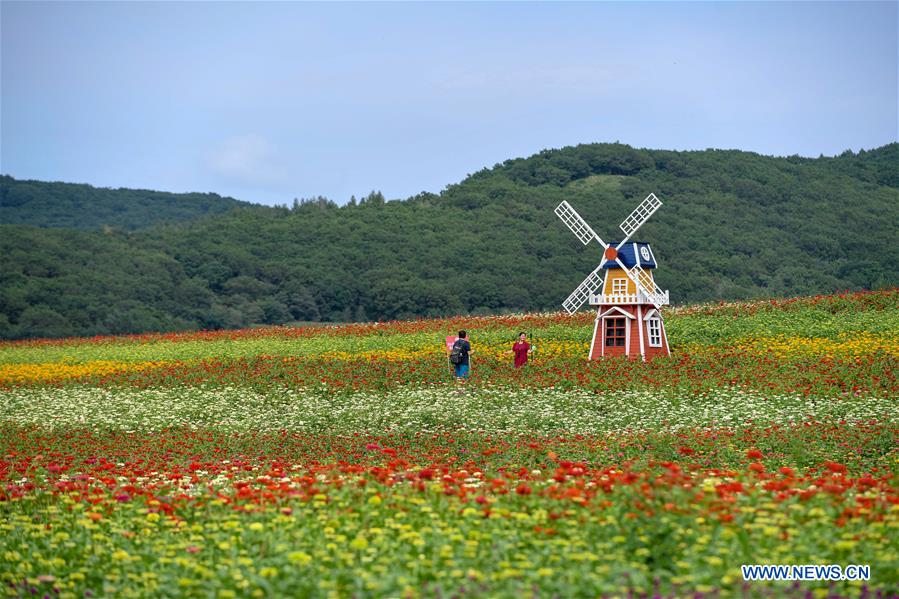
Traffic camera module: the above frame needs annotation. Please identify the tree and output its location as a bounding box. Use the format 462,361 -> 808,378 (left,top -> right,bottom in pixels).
1,142 -> 897,339
15,305 -> 74,338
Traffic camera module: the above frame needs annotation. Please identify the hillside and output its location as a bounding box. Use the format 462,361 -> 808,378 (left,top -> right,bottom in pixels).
0,175 -> 251,230
1,143 -> 897,339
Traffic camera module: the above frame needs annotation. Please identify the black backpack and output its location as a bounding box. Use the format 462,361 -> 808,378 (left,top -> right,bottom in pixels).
448,340 -> 465,365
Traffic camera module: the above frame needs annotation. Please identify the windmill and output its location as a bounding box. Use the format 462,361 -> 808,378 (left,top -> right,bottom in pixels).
554,193 -> 671,360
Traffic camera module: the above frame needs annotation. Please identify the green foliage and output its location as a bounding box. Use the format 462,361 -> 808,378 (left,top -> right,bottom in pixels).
0,175 -> 250,230
1,143 -> 897,339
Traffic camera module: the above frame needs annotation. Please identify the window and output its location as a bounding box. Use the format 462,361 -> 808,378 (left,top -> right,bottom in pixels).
647,317 -> 662,347
611,278 -> 627,294
605,317 -> 626,347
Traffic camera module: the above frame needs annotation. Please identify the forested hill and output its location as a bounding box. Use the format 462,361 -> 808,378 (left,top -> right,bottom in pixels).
0,175 -> 252,230
1,143 -> 897,339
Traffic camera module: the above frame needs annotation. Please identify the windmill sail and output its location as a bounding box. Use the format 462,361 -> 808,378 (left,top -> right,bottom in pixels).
555,201 -> 606,247
556,192 -> 668,312
562,265 -> 605,314
615,259 -> 668,308
597,193 -> 663,268
619,193 -> 662,239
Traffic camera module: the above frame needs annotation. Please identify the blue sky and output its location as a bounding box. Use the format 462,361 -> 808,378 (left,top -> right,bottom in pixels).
2,1 -> 896,206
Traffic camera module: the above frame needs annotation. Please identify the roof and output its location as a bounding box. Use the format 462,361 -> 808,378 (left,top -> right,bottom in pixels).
600,242 -> 658,269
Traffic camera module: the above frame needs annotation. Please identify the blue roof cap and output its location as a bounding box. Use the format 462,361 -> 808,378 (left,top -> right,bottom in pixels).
601,242 -> 658,269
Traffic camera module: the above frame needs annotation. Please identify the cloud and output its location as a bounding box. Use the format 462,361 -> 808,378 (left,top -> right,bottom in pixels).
208,134 -> 288,187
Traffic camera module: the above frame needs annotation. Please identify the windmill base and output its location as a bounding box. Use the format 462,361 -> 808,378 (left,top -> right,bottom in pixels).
588,305 -> 670,361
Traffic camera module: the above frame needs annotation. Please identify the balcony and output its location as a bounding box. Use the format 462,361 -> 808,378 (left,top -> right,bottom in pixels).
589,291 -> 670,306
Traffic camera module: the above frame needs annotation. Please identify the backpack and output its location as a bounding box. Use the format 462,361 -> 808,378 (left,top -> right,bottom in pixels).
448,340 -> 465,365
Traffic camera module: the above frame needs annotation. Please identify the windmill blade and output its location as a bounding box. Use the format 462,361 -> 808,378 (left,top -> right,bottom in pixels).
597,193 -> 663,269
614,257 -> 648,296
618,193 -> 662,242
562,265 -> 605,314
614,257 -> 668,309
555,201 -> 607,247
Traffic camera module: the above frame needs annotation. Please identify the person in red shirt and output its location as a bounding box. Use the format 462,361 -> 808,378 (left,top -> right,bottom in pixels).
509,332 -> 532,368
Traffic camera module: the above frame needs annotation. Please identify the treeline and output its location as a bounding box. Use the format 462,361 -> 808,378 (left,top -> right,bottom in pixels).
0,175 -> 251,230
1,143 -> 897,339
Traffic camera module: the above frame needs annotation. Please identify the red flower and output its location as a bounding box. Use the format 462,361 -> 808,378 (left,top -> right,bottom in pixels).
823,461 -> 847,474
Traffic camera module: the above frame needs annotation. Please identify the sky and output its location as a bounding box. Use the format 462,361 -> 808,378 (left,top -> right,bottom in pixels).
1,2 -> 897,206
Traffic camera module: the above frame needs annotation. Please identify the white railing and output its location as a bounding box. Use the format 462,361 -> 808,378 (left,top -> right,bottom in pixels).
589,291 -> 670,306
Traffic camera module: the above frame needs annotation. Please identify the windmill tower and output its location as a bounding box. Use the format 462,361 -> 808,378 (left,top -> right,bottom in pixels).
554,193 -> 670,361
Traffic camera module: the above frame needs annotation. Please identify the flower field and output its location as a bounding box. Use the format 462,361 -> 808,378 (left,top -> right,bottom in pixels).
1,289 -> 897,598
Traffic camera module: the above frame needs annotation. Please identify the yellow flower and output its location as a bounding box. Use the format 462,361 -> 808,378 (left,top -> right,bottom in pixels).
350,536 -> 369,550
0,360 -> 171,384
288,551 -> 312,565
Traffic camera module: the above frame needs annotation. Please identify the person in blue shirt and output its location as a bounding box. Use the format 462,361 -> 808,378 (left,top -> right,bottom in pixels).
451,330 -> 473,381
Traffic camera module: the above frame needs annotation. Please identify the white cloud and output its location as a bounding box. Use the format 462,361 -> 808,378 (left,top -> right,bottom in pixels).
208,134 -> 288,187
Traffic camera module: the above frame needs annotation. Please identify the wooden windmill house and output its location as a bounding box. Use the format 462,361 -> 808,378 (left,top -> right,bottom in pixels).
555,193 -> 671,361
